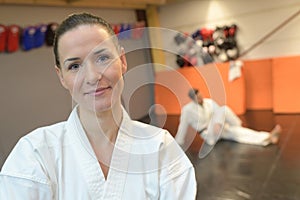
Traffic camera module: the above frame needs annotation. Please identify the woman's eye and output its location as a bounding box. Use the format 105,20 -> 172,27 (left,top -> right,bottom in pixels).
97,55 -> 110,64
68,63 -> 80,71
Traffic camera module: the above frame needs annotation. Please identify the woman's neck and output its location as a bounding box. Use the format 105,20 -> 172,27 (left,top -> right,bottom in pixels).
78,104 -> 123,179
78,103 -> 123,144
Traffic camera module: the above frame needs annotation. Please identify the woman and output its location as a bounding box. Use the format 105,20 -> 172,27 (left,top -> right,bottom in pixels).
0,13 -> 196,199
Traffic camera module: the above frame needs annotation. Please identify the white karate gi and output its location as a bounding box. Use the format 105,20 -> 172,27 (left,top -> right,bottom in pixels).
175,99 -> 271,146
0,106 -> 196,200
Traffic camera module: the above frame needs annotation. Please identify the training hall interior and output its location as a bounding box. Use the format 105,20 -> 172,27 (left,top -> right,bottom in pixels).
1,0 -> 300,199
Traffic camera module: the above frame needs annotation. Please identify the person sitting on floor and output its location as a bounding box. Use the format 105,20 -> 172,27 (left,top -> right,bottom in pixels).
175,88 -> 281,152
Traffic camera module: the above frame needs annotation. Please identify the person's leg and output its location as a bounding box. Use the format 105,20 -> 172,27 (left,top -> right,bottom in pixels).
221,124 -> 281,146
200,120 -> 224,146
198,122 -> 221,158
214,106 -> 242,127
202,106 -> 234,146
175,127 -> 188,147
269,124 -> 281,144
224,106 -> 242,126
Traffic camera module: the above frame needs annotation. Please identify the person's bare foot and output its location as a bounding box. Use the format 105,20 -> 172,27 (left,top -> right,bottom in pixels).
270,124 -> 282,144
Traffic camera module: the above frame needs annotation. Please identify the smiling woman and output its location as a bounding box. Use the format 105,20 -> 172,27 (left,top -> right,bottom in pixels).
55,23 -> 126,114
0,12 -> 197,200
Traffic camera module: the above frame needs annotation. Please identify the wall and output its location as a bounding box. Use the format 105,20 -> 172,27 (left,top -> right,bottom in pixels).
155,62 -> 246,115
0,5 -> 155,168
155,55 -> 300,117
158,0 -> 300,69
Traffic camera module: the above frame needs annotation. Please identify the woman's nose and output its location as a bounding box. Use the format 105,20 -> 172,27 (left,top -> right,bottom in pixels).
85,64 -> 102,85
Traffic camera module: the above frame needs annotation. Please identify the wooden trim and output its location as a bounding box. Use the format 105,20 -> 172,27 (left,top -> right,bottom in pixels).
146,5 -> 166,71
0,0 -> 166,9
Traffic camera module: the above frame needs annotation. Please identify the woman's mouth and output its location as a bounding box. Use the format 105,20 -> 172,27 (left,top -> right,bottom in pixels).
85,86 -> 111,96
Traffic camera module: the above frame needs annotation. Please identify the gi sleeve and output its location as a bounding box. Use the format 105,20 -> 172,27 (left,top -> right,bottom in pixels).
159,166 -> 197,200
159,131 -> 197,200
175,108 -> 190,146
0,137 -> 54,200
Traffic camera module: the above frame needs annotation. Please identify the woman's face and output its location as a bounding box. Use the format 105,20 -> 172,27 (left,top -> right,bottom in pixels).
56,24 -> 127,113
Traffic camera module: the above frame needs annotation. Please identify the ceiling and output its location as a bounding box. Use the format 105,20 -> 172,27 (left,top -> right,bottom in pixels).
0,0 -> 183,9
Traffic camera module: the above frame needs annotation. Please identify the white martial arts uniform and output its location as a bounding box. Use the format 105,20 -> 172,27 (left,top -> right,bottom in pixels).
0,106 -> 196,200
175,99 -> 271,146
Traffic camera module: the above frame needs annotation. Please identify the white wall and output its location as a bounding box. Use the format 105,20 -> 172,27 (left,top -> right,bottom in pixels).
158,0 -> 300,68
0,5 -> 155,168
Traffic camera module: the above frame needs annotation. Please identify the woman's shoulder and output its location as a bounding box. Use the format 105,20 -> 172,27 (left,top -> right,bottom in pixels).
26,121 -> 67,139
130,120 -> 169,139
0,121 -> 69,181
128,120 -> 181,152
131,120 -> 164,131
16,121 -> 69,152
134,121 -> 165,137
121,107 -> 168,139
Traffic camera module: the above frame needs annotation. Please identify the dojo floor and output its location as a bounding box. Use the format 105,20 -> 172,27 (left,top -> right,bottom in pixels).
147,110 -> 300,200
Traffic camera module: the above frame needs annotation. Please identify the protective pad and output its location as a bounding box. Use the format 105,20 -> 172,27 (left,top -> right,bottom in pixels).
0,24 -> 7,52
34,24 -> 47,48
7,25 -> 20,53
22,26 -> 36,51
45,22 -> 58,46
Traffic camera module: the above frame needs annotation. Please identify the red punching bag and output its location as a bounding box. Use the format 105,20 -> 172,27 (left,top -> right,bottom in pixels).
0,24 -> 7,52
7,24 -> 20,53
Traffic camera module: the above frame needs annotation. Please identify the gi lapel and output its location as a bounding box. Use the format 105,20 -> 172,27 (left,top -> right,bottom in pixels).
102,109 -> 133,199
68,107 -> 105,200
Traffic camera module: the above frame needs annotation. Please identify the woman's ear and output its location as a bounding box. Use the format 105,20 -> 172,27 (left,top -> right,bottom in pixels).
119,47 -> 127,74
55,66 -> 68,89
